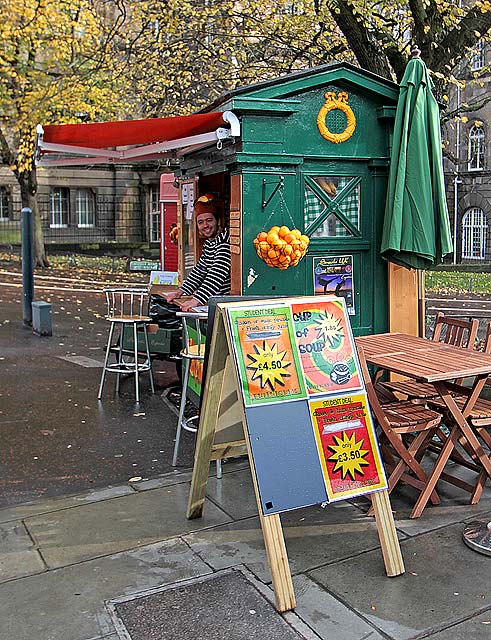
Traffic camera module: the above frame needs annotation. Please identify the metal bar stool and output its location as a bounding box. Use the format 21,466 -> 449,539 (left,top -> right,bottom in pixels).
98,288 -> 155,403
172,311 -> 222,478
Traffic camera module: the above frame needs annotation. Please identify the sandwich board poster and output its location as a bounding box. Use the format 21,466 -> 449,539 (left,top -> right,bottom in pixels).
309,393 -> 386,501
291,298 -> 362,396
227,304 -> 307,407
224,297 -> 387,511
313,255 -> 355,315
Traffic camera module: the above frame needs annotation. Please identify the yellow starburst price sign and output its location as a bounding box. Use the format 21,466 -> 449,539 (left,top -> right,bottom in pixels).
227,305 -> 307,406
310,393 -> 387,501
247,341 -> 292,391
328,431 -> 370,480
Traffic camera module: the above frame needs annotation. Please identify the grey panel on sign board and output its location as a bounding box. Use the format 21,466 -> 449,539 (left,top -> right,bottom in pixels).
245,401 -> 327,515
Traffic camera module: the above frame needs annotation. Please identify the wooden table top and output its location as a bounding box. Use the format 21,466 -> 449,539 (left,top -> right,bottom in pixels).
355,333 -> 491,383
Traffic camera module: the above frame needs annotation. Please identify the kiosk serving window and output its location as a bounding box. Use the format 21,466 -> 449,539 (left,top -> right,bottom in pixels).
304,175 -> 360,238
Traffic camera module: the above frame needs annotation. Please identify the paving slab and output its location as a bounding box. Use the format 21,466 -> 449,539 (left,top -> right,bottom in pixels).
0,485 -> 135,525
0,520 -> 46,582
111,570 -> 308,640
185,500 -> 396,583
308,523 -> 491,640
350,464 -> 491,536
429,609 -> 491,639
205,467 -> 258,520
0,538 -> 211,640
24,483 -> 231,568
292,574 -> 385,640
393,502 -> 491,537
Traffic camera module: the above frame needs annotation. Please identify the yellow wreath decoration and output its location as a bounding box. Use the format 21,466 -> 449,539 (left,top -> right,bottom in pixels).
317,91 -> 356,144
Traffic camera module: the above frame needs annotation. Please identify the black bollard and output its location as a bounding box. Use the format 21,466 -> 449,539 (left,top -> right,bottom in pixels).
21,207 -> 34,327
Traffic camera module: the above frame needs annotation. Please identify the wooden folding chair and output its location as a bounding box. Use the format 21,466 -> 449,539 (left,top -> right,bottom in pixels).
382,312 -> 478,403
358,347 -> 443,518
428,321 -> 491,503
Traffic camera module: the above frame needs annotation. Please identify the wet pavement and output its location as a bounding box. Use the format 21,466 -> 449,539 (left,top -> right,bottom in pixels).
3,262 -> 491,640
0,268 -> 194,507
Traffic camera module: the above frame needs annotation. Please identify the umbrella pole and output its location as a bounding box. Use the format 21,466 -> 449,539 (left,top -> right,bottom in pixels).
418,270 -> 425,338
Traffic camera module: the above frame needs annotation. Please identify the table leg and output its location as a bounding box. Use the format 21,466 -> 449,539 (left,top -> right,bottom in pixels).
470,424 -> 491,503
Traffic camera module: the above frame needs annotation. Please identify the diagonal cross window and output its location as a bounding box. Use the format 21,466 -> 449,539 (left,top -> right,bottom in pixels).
304,175 -> 361,238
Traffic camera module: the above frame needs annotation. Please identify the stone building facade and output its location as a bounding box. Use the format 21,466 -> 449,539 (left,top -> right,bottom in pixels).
444,40 -> 491,265
0,162 -> 163,255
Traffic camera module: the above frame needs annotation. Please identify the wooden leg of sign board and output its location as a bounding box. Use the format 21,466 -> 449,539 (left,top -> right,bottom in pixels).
187,310 -> 229,520
188,305 -> 295,611
236,406 -> 295,611
217,314 -> 295,612
260,513 -> 296,612
371,490 -> 405,577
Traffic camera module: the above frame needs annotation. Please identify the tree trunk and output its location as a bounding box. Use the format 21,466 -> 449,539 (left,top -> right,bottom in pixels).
18,167 -> 48,267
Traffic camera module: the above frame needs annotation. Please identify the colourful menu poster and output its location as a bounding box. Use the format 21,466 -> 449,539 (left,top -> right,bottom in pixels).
309,393 -> 387,501
227,305 -> 307,406
313,255 -> 355,315
291,297 -> 362,396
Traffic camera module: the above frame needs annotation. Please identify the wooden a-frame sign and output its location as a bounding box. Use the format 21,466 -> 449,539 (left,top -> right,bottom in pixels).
187,298 -> 404,612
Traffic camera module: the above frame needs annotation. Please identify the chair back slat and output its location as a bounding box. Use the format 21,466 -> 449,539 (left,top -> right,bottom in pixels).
357,347 -> 393,430
483,321 -> 491,354
432,311 -> 478,349
103,288 -> 149,318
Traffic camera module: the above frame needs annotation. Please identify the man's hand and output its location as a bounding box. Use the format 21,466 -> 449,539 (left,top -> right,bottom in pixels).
180,297 -> 200,312
166,288 -> 183,303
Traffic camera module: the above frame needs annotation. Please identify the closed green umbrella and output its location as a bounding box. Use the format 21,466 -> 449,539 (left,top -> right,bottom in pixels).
381,50 -> 453,270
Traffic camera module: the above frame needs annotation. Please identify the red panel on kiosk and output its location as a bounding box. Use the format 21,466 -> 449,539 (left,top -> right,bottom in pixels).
160,174 -> 178,272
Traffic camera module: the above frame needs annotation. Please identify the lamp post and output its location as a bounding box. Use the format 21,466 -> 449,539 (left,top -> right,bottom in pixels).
21,207 -> 34,326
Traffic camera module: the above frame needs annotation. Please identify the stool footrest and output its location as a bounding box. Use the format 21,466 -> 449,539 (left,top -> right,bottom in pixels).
182,415 -> 199,433
105,362 -> 152,374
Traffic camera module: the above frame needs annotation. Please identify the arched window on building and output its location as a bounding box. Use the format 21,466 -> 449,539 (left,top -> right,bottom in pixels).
462,207 -> 488,260
468,125 -> 485,171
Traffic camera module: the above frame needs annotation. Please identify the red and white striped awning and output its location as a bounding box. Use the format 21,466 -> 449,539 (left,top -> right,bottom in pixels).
35,111 -> 240,166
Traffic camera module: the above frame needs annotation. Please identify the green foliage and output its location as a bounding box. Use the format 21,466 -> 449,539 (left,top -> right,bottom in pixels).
0,0 -> 133,174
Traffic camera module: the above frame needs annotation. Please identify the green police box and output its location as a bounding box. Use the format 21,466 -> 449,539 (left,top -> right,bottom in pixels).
175,62 -> 420,339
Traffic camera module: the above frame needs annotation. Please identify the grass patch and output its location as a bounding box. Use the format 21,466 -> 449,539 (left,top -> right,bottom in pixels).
46,254 -> 129,273
425,271 -> 491,295
3,250 -> 491,295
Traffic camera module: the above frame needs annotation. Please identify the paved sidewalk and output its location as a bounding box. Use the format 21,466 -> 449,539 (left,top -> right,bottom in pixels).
2,270 -> 491,639
2,459 -> 491,640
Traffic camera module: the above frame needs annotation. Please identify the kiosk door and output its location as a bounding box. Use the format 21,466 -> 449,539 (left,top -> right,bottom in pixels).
302,165 -> 388,337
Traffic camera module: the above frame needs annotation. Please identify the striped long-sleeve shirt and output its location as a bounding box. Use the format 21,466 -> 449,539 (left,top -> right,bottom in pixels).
180,228 -> 231,304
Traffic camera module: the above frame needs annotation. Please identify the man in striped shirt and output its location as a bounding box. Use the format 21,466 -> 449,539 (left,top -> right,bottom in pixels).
167,195 -> 230,312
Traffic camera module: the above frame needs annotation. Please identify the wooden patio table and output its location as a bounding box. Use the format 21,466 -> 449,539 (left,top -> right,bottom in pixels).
355,332 -> 491,518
